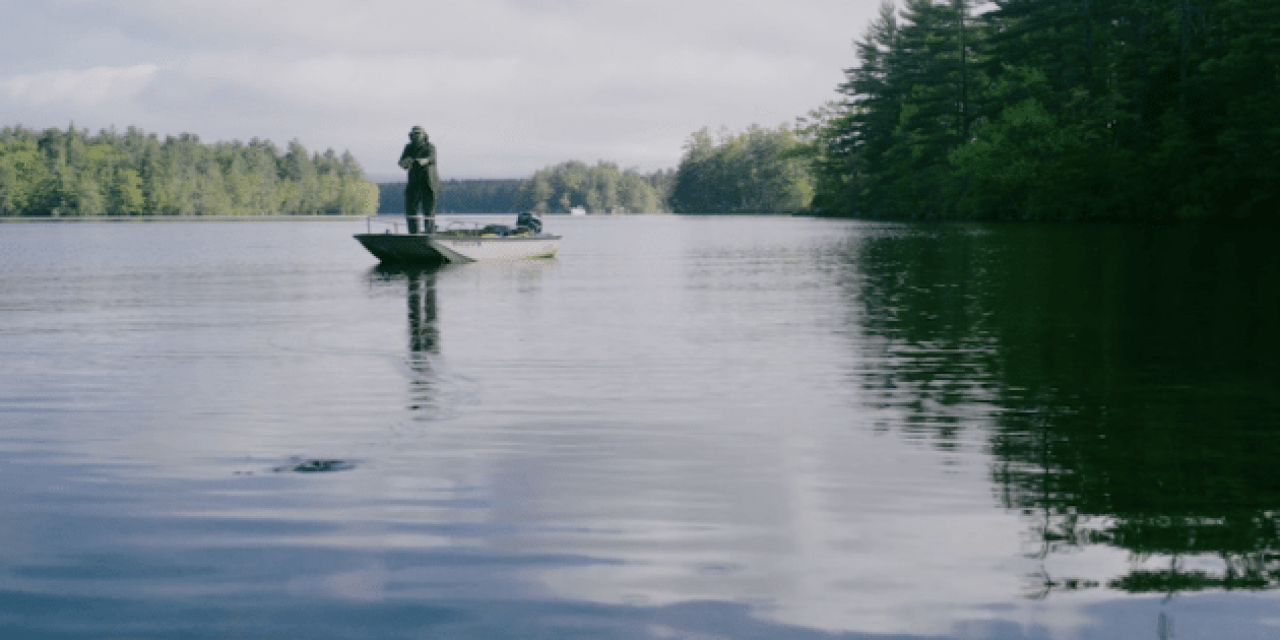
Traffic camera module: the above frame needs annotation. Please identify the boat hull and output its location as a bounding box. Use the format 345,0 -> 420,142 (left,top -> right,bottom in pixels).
355,233 -> 560,264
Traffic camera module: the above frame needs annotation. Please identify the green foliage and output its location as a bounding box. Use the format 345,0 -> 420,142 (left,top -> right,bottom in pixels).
0,140 -> 49,216
376,179 -> 528,214
810,0 -> 1280,221
517,161 -> 672,214
669,124 -> 814,214
0,124 -> 379,216
949,97 -> 1112,219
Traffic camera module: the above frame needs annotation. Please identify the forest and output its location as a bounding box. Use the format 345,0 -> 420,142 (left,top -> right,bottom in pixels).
7,0 -> 1274,221
805,0 -> 1280,221
377,179 -> 525,214
516,161 -> 673,214
0,125 -> 379,217
379,163 -> 673,215
421,129 -> 810,216
669,125 -> 815,214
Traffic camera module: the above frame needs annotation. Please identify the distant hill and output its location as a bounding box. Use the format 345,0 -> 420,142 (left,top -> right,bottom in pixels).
378,179 -> 526,214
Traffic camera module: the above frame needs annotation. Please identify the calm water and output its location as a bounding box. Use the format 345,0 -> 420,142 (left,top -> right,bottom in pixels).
1,216 -> 1277,639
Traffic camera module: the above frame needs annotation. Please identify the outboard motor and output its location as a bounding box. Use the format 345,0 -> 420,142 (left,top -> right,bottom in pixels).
515,211 -> 543,234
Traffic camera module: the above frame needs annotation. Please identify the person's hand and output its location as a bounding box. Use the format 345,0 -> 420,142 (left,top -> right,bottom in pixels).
399,158 -> 412,170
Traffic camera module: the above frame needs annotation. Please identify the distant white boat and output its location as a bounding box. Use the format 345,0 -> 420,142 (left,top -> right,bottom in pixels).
569,206 -> 587,216
354,215 -> 559,264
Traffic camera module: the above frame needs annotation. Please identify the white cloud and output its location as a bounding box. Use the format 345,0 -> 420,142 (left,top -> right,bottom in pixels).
0,0 -> 875,178
0,64 -> 158,108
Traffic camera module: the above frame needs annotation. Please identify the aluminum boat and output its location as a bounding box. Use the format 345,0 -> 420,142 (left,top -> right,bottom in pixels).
355,214 -> 559,264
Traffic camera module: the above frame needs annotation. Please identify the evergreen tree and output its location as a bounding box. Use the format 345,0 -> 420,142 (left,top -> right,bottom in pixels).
0,138 -> 49,216
0,125 -> 380,216
518,160 -> 670,214
882,0 -> 984,217
669,125 -> 814,214
811,0 -> 1278,221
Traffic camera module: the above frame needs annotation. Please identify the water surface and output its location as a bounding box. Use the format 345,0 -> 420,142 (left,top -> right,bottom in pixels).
1,216 -> 1277,639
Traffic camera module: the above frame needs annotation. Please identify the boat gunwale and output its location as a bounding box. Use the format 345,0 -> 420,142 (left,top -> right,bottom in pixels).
354,231 -> 560,264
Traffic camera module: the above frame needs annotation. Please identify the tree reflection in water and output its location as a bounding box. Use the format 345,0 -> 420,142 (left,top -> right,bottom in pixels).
845,223 -> 1280,599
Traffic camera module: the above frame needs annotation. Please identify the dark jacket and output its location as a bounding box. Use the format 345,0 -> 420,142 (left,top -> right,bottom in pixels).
399,142 -> 441,191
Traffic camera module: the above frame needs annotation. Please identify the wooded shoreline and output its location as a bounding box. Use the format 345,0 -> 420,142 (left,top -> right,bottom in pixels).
1,125 -> 380,218
5,2 -> 1275,223
803,0 -> 1280,222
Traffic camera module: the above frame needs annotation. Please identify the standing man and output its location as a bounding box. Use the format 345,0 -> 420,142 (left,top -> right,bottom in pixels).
399,126 -> 440,234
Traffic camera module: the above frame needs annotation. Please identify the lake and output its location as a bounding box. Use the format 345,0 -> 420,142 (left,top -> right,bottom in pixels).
1,215 -> 1277,639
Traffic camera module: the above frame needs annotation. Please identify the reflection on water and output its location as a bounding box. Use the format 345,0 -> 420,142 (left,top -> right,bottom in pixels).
372,265 -> 442,413
847,224 -> 1280,599
0,218 -> 1277,638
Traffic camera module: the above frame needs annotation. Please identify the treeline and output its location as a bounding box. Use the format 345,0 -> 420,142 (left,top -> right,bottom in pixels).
0,124 -> 379,217
670,125 -> 815,214
516,161 -> 674,214
378,179 -> 525,214
805,0 -> 1280,221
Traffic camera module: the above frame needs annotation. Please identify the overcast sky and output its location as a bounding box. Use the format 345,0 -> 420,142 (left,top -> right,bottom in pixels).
1,0 -> 877,181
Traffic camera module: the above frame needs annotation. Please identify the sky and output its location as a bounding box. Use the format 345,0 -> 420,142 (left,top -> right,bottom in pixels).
1,0 -> 878,181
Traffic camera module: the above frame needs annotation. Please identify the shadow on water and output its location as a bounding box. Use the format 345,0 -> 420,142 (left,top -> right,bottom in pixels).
273,457 -> 357,473
840,223 -> 1280,598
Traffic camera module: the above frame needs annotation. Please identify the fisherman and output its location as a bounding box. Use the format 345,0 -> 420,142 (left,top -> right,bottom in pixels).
399,126 -> 441,234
